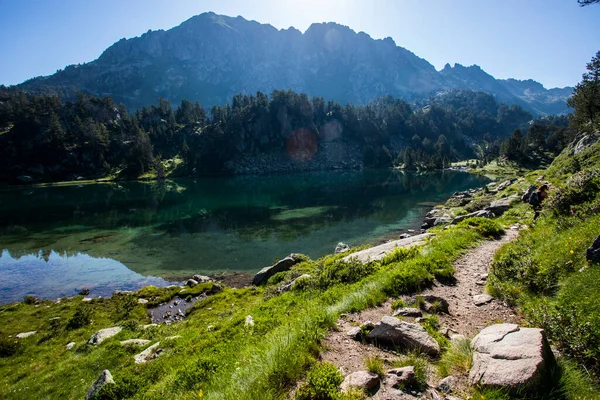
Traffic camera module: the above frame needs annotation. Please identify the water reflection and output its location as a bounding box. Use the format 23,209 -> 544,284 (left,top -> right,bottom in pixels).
0,169 -> 489,301
0,249 -> 174,304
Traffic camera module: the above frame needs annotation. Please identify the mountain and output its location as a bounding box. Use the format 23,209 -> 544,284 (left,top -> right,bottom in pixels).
17,12 -> 572,116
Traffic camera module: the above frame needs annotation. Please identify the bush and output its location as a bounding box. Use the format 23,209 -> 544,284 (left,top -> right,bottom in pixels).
67,304 -> 92,329
0,336 -> 19,358
438,337 -> 473,377
546,169 -> 600,215
296,362 -> 343,400
364,356 -> 384,378
456,217 -> 504,238
317,258 -> 378,289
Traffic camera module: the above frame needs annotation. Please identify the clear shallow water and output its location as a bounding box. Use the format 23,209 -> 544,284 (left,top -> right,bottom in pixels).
0,169 -> 488,303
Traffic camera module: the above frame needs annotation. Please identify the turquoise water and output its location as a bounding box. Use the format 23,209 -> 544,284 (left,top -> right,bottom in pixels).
0,169 -> 488,303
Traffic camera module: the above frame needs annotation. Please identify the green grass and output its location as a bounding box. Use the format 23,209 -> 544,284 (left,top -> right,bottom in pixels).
364,356 -> 385,378
437,337 -> 473,377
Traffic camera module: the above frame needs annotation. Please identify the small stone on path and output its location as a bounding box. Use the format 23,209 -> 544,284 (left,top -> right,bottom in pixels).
473,294 -> 493,306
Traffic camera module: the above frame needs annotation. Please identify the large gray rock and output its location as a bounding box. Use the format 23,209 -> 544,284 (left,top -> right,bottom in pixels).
485,196 -> 519,216
88,327 -> 122,345
15,331 -> 37,339
573,132 -> 600,155
252,254 -> 301,285
340,371 -> 379,392
473,294 -> 494,306
469,324 -> 555,394
452,209 -> 493,224
367,316 -> 440,357
192,275 -> 213,283
134,342 -> 162,364
85,370 -> 115,400
342,233 -> 432,264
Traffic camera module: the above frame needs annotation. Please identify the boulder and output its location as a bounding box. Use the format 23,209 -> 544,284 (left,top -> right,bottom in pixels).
392,307 -> 422,318
66,342 -> 76,350
88,327 -> 122,345
85,370 -> 115,400
120,339 -> 151,347
192,275 -> 213,283
209,284 -> 223,294
469,324 -> 555,394
585,235 -> 600,263
433,215 -> 452,227
186,279 -> 199,287
421,217 -> 437,230
485,196 -> 519,216
340,371 -> 379,392
473,294 -> 494,306
335,242 -> 350,254
496,179 -> 515,191
573,131 -> 600,155
134,342 -> 161,364
367,316 -> 440,357
252,254 -> 302,285
387,366 -> 416,388
113,290 -> 133,295
15,331 -> 37,339
137,298 -> 149,304
452,209 -> 493,224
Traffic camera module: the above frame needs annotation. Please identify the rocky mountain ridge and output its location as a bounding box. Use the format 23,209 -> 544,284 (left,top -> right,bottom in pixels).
17,12 -> 572,116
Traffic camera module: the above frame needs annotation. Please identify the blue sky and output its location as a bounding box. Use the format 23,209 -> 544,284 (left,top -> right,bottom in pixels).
0,0 -> 598,88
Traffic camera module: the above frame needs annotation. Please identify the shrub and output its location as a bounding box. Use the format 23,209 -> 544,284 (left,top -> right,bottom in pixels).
364,356 -> 385,378
456,217 -> 504,238
392,352 -> 428,390
296,362 -> 344,400
380,246 -> 420,266
0,336 -> 19,358
390,298 -> 406,310
438,337 -> 473,377
67,304 -> 92,329
23,295 -> 38,305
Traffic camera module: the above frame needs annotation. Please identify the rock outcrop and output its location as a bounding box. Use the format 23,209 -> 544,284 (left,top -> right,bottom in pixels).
342,234 -> 432,264
88,327 -> 122,345
367,316 -> 440,357
252,254 -> 302,285
469,324 -> 555,394
85,370 -> 115,400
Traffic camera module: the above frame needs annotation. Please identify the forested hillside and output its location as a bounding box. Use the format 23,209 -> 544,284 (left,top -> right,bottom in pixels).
0,88 -> 537,184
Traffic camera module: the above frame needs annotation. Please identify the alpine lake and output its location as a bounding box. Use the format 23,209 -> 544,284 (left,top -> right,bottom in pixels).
0,169 -> 489,304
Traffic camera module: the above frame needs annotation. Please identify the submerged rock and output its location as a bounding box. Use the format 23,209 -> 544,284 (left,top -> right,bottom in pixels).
469,324 -> 555,394
335,242 -> 350,254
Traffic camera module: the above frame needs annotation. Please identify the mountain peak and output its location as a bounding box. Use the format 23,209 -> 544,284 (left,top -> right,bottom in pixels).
17,12 -> 572,116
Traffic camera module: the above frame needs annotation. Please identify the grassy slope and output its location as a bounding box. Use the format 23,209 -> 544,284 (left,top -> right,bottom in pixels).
2,142 -> 600,399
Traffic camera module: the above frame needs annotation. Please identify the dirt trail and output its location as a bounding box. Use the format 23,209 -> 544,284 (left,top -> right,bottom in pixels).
320,227 -> 523,397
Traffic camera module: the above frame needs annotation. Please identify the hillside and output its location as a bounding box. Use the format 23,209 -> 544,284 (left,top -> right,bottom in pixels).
15,12 -> 571,116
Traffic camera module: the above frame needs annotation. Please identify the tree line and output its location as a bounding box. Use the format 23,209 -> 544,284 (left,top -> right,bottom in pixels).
0,86 -> 541,183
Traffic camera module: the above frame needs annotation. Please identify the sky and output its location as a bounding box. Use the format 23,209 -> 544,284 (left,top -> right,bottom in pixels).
0,0 -> 599,89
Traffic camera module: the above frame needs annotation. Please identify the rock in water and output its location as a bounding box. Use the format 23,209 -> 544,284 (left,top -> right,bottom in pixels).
85,370 -> 115,400
367,316 -> 440,357
340,371 -> 380,392
252,254 -> 301,285
469,324 -> 555,394
88,327 -> 122,345
335,242 -> 350,254
586,235 -> 600,263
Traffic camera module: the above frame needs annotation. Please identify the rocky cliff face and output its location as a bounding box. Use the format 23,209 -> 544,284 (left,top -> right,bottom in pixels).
19,12 -> 571,116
